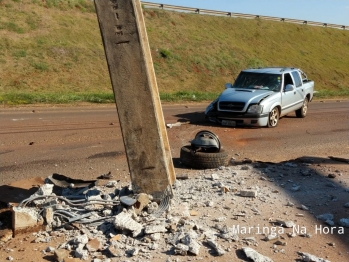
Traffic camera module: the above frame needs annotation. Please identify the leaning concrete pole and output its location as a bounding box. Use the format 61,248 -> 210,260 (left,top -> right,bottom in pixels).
94,0 -> 175,199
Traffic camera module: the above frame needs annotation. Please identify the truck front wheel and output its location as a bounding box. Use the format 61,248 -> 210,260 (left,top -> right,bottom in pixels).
267,107 -> 279,128
296,97 -> 308,118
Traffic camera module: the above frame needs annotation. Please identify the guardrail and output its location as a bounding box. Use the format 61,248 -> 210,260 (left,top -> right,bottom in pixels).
141,1 -> 348,30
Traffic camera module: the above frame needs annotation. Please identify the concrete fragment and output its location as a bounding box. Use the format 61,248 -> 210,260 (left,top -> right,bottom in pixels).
54,249 -> 68,262
174,243 -> 189,255
149,233 -> 161,241
264,234 -> 278,241
181,235 -> 201,255
242,247 -> 274,262
298,252 -> 330,262
316,213 -> 334,222
107,245 -> 123,257
147,201 -> 158,214
144,224 -> 167,234
43,207 -> 54,225
211,173 -> 220,180
206,239 -> 225,256
75,243 -> 89,260
344,203 -> 349,208
171,202 -> 190,217
276,219 -> 295,228
86,238 -> 102,252
339,218 -> 349,227
72,234 -> 89,245
105,180 -> 118,187
45,246 -> 55,252
126,248 -> 139,256
113,211 -> 143,237
134,193 -> 150,215
12,207 -> 43,235
240,190 -> 257,197
35,184 -> 54,196
291,185 -> 301,192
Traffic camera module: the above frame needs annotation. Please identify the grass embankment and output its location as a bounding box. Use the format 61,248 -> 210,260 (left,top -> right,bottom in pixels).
0,0 -> 348,105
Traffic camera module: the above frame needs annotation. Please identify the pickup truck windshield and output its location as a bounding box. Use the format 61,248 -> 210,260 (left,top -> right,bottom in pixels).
233,72 -> 282,92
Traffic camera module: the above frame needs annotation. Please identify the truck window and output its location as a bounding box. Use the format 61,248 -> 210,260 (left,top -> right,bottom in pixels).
291,71 -> 302,87
283,73 -> 294,88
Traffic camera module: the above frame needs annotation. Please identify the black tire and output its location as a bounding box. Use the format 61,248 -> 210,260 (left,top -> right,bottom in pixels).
296,97 -> 308,118
180,145 -> 229,169
267,107 -> 279,128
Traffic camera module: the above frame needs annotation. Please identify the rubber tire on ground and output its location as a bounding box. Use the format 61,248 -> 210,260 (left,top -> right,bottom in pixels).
267,107 -> 279,128
180,145 -> 229,169
295,97 -> 308,118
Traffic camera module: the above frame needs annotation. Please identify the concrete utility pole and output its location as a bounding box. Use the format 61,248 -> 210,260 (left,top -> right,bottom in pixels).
94,0 -> 175,199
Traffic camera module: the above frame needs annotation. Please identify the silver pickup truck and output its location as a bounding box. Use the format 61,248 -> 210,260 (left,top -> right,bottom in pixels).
205,67 -> 314,127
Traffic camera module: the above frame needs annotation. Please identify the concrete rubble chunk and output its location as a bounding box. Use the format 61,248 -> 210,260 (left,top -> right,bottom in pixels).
298,251 -> 331,262
126,248 -> 139,256
107,245 -> 123,257
316,213 -> 334,222
72,234 -> 89,245
174,243 -> 189,255
147,201 -> 159,214
54,249 -> 68,262
113,211 -> 143,237
144,224 -> 167,234
181,235 -> 201,255
43,207 -> 54,225
242,247 -> 274,262
171,202 -> 190,217
211,173 -> 220,180
75,243 -> 89,260
339,218 -> 349,227
134,193 -> 150,215
35,184 -> 54,196
206,239 -> 225,256
12,207 -> 43,234
86,238 -> 102,252
240,190 -> 258,197
276,219 -> 295,228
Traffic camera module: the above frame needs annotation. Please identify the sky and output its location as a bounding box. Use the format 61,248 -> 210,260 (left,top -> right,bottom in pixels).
146,0 -> 349,26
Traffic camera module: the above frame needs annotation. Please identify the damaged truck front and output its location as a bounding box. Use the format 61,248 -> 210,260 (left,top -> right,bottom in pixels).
205,67 -> 314,128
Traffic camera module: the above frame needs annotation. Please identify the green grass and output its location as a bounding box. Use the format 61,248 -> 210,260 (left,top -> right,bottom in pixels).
0,0 -> 348,105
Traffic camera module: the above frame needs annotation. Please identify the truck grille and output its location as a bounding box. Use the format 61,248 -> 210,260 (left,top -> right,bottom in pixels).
219,102 -> 245,111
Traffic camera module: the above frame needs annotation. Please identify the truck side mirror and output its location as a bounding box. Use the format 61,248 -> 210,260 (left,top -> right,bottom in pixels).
225,83 -> 233,89
284,84 -> 295,92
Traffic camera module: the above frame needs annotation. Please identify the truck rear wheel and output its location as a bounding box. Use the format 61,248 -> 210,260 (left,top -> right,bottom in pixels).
180,145 -> 229,169
267,107 -> 279,128
296,97 -> 308,118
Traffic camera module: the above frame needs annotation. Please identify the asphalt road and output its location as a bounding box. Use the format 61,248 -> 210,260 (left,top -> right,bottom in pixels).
0,100 -> 348,186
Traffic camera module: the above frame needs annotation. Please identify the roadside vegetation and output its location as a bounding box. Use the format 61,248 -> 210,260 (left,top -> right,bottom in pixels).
0,0 -> 348,105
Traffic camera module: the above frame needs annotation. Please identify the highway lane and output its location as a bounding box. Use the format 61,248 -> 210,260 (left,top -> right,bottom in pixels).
0,100 -> 348,185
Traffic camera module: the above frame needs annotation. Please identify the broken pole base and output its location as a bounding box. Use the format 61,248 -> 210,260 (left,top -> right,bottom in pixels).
94,0 -> 175,200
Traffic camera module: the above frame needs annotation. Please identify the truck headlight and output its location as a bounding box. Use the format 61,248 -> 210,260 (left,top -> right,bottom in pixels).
247,104 -> 263,114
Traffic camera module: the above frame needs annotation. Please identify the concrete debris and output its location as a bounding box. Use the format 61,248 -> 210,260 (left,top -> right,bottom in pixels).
3,160 -> 347,261
166,122 -> 187,128
113,211 -> 143,237
240,190 -> 258,197
206,239 -> 225,256
12,207 -> 43,235
338,218 -> 349,227
243,247 -> 274,262
54,249 -> 68,262
298,251 -> 331,262
275,219 -> 295,228
316,213 -> 334,222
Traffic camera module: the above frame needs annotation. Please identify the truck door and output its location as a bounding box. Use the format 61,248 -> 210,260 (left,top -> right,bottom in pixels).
291,70 -> 305,106
281,72 -> 303,115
